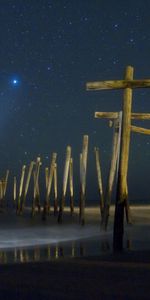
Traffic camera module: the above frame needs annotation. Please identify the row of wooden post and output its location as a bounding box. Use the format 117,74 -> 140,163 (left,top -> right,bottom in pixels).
0,132 -> 123,230
10,135 -> 90,225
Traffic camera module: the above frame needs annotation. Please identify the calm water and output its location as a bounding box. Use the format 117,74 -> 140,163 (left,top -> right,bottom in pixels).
0,206 -> 149,264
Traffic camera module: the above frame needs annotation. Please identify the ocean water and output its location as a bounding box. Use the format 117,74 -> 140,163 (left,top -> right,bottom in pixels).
0,206 -> 149,263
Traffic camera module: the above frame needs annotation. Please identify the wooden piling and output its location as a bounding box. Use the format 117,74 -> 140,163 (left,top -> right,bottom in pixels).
94,147 -> 104,218
79,135 -> 89,225
32,157 -> 41,217
45,167 -> 49,190
53,163 -> 58,215
113,66 -> 134,251
21,161 -> 34,213
17,165 -> 26,214
102,113 -> 122,230
58,146 -> 71,223
43,153 -> 57,220
3,170 -> 9,198
13,176 -> 17,206
69,158 -> 74,215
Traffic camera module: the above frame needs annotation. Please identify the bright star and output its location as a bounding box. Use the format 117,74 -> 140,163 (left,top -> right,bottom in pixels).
10,77 -> 20,87
13,79 -> 18,85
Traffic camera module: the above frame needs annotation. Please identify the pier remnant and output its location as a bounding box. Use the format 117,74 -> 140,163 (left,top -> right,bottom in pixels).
86,65 -> 150,251
79,135 -> 89,225
94,147 -> 104,217
58,146 -> 71,223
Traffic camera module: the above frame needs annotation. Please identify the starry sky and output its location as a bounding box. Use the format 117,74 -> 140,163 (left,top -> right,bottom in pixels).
1,0 -> 150,203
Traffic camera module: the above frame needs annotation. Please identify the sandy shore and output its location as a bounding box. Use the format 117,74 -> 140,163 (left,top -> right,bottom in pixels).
0,205 -> 149,299
0,250 -> 150,299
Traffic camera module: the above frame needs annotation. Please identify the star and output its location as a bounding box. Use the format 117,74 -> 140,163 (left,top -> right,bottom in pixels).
11,78 -> 19,87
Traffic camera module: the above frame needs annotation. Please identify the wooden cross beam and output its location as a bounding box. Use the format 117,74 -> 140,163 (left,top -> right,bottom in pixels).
87,80 -> 150,90
86,65 -> 150,252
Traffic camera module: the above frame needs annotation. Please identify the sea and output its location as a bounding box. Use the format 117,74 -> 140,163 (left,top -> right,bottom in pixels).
0,205 -> 149,264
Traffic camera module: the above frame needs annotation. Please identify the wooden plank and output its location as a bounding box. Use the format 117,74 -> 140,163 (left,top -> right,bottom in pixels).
86,79 -> 150,90
95,112 -> 150,120
113,65 -> 134,252
131,125 -> 150,135
95,112 -> 119,119
131,113 -> 150,120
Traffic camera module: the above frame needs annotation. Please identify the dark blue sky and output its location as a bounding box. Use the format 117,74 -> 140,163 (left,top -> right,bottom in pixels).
0,0 -> 150,203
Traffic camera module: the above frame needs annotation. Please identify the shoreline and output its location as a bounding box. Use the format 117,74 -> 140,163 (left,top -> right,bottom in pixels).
0,249 -> 150,299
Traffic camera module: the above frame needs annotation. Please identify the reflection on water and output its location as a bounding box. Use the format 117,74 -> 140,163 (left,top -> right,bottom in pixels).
0,239 -> 112,264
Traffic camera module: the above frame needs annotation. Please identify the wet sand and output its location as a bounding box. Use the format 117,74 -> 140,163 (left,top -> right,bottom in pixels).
0,250 -> 150,299
0,205 -> 150,299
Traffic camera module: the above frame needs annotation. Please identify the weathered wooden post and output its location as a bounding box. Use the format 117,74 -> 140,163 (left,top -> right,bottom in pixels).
69,157 -> 74,215
3,170 -> 9,204
21,161 -> 34,213
53,162 -> 58,215
45,167 -> 49,190
79,135 -> 89,225
32,157 -> 41,217
16,165 -> 26,214
58,146 -> 71,223
43,153 -> 57,220
113,66 -> 133,251
102,112 -> 123,229
13,176 -> 17,207
94,147 -> 104,217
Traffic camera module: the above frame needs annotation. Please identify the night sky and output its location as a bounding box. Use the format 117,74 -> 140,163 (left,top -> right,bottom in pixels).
1,0 -> 150,203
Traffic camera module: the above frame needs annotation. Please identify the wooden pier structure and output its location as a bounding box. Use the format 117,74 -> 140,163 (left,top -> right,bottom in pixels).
86,65 -> 150,251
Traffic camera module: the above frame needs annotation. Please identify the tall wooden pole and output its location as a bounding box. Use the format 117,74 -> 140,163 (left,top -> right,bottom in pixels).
43,153 -> 57,220
32,157 -> 41,217
58,146 -> 71,223
102,113 -> 122,229
94,147 -> 104,218
53,162 -> 58,215
45,167 -> 49,190
113,66 -> 134,251
13,176 -> 17,207
21,161 -> 34,213
17,165 -> 26,214
79,135 -> 89,225
4,170 -> 9,197
69,157 -> 74,215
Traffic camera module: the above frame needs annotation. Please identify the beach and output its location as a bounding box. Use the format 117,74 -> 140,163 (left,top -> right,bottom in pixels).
0,205 -> 150,299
